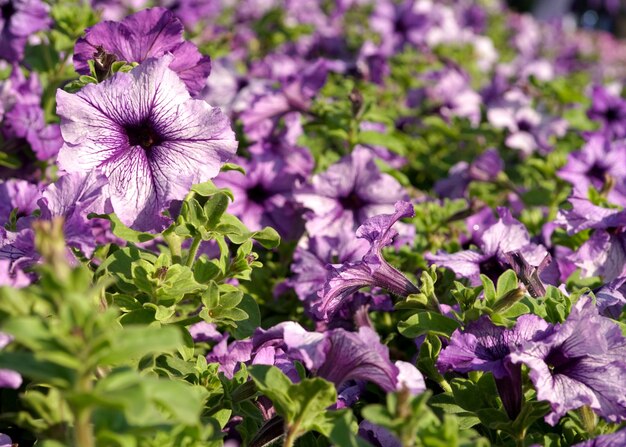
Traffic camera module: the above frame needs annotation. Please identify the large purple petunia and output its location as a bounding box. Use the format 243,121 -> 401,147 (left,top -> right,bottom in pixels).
73,7 -> 210,96
510,297 -> 626,425
56,55 -> 237,231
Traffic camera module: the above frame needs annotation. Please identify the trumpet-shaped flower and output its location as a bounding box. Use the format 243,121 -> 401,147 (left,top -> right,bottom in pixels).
56,55 -> 237,231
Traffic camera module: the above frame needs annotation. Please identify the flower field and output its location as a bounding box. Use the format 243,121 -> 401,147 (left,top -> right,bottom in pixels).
1,0 -> 626,446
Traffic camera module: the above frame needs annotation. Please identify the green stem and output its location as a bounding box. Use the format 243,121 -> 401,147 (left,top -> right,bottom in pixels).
73,407 -> 94,447
163,232 -> 182,264
185,236 -> 202,267
437,377 -> 452,393
283,423 -> 299,447
72,375 -> 95,447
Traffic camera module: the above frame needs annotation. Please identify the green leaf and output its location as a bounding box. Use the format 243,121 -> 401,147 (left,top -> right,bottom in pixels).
0,352 -> 75,388
249,365 -> 337,436
155,264 -> 205,304
232,294 -> 261,339
496,270 -> 518,297
220,163 -> 246,174
92,326 -> 183,365
250,226 -> 281,249
204,192 -> 231,229
398,311 -> 460,338
480,275 -> 496,306
90,213 -> 156,242
249,365 -> 294,418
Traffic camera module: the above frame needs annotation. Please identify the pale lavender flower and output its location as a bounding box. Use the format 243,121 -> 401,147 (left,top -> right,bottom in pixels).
558,135 -> 626,207
0,0 -> 51,62
557,198 -> 626,281
289,232 -> 368,304
587,85 -> 626,139
74,7 -> 211,95
487,89 -> 567,156
594,278 -> 626,319
56,55 -> 237,231
0,434 -> 11,447
240,59 -> 328,143
0,227 -> 36,286
38,171 -> 113,257
422,69 -> 482,126
189,322 -> 222,343
205,336 -> 253,379
295,147 -> 409,237
427,208 -> 546,285
435,149 -> 504,199
510,297 -> 626,425
283,323 -> 424,394
0,179 -> 40,226
213,153 -> 307,240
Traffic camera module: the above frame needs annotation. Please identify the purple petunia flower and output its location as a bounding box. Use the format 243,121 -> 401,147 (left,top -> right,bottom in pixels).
427,208 -> 547,285
213,153 -> 307,240
558,135 -> 626,207
587,85 -> 626,139
73,7 -> 211,96
205,335 -> 253,380
3,104 -> 62,161
0,227 -> 36,286
38,171 -> 113,257
0,433 -> 10,447
240,59 -> 328,144
434,149 -> 504,199
487,89 -> 567,156
358,421 -> 401,447
594,278 -> 626,319
0,0 -> 51,62
510,297 -> 626,425
572,429 -> 626,447
295,147 -> 409,237
289,232 -> 368,304
421,69 -> 482,126
557,198 -> 626,281
438,314 -> 549,419
0,179 -> 40,226
283,323 -> 424,394
56,55 -> 237,231
314,201 -> 418,320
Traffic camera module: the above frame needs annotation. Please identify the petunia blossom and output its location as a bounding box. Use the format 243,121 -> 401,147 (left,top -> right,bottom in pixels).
426,207 -> 547,285
438,314 -> 549,419
510,297 -> 626,425
314,201 -> 418,320
295,147 -> 409,237
0,0 -> 51,62
56,55 -> 237,231
73,7 -> 210,95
